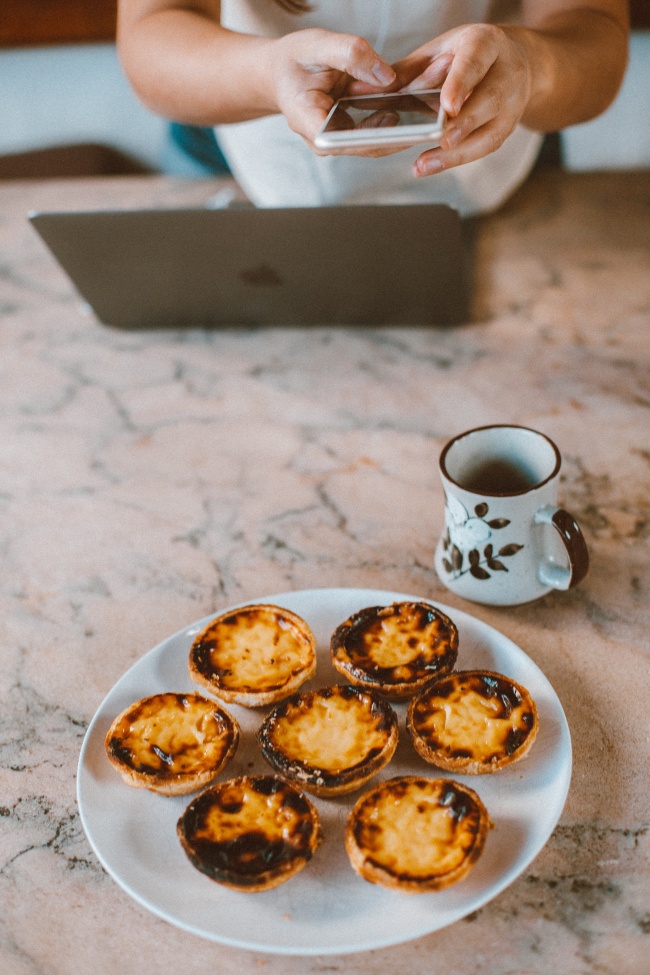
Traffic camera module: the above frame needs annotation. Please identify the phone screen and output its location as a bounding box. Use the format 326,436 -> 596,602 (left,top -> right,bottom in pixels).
322,91 -> 442,135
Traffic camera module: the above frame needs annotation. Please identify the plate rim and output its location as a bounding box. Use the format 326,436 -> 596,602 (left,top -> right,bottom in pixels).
77,586 -> 572,956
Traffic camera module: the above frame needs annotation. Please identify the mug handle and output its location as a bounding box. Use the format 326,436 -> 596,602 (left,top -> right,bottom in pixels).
534,505 -> 589,590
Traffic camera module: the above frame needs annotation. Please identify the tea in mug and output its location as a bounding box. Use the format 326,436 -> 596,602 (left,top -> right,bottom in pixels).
459,458 -> 540,495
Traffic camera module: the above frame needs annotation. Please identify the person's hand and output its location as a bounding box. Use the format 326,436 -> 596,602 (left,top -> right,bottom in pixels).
268,28 -> 403,157
389,25 -> 534,176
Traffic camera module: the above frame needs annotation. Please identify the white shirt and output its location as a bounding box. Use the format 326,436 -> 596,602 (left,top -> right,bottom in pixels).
216,0 -> 543,214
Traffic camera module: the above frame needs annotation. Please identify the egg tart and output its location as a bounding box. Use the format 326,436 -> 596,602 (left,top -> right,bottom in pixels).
345,775 -> 491,892
407,669 -> 539,774
188,603 -> 316,707
177,775 -> 322,891
330,601 -> 458,701
104,692 -> 239,796
258,684 -> 399,797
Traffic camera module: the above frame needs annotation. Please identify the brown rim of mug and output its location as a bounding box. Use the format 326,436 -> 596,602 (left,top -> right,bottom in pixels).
438,424 -> 562,498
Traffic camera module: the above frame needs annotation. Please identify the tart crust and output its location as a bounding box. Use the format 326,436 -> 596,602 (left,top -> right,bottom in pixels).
345,775 -> 491,892
330,602 -> 458,700
407,669 -> 539,774
258,684 -> 399,797
104,691 -> 240,796
177,775 -> 322,891
188,603 -> 316,707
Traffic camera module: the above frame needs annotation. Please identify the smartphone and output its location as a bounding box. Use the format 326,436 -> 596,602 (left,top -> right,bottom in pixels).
314,89 -> 446,150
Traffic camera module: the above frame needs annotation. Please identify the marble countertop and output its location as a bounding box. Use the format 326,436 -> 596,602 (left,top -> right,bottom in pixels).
0,166 -> 648,975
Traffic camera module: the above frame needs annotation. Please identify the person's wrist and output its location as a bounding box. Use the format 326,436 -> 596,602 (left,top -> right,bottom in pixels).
500,25 -> 552,130
262,34 -> 288,117
245,35 -> 285,117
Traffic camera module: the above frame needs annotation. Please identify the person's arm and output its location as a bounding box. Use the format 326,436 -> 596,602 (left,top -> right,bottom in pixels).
511,0 -> 629,130
116,0 -> 394,136
371,0 -> 629,176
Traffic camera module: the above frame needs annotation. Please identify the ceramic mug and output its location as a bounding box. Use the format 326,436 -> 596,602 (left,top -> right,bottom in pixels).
434,425 -> 589,606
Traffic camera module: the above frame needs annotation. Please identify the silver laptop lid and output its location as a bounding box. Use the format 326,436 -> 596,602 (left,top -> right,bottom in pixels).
29,204 -> 471,328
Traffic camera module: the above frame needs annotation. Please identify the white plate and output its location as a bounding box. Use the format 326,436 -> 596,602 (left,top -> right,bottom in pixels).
77,588 -> 571,956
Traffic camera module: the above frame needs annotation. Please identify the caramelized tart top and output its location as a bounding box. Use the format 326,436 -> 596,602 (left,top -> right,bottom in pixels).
258,684 -> 398,789
177,775 -> 321,889
330,601 -> 458,696
105,691 -> 239,782
188,603 -> 316,703
408,669 -> 538,771
346,776 -> 490,888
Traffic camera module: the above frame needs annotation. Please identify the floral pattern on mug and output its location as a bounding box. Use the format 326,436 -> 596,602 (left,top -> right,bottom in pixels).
441,493 -> 524,581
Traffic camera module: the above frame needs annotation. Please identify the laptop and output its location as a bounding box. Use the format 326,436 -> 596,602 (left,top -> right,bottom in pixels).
29,203 -> 471,328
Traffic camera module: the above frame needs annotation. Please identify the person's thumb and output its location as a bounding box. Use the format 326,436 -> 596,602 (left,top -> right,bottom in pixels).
302,30 -> 395,87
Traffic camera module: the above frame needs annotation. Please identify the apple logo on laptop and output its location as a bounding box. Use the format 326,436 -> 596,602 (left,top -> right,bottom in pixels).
239,263 -> 283,287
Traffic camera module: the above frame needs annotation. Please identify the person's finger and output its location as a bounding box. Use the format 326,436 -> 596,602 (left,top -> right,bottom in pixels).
413,115 -> 514,176
438,26 -> 501,117
345,51 -> 453,97
441,78 -> 508,148
279,83 -> 337,145
397,52 -> 454,93
343,76 -> 402,97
